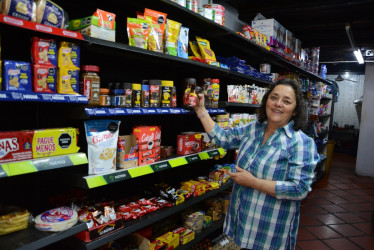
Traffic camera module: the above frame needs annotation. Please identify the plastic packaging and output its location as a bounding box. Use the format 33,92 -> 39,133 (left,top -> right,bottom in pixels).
211,79 -> 220,108
161,80 -> 173,107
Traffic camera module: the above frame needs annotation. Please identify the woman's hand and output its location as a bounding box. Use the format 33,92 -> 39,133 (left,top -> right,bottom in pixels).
194,93 -> 206,115
228,166 -> 257,188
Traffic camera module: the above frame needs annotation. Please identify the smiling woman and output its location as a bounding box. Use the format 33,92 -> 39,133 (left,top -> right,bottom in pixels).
194,78 -> 319,249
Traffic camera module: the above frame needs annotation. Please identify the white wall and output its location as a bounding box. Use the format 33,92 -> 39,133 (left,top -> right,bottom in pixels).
356,63 -> 374,177
328,74 -> 365,129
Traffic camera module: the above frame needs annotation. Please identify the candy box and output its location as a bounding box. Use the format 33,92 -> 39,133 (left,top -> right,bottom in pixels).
33,64 -> 56,93
31,37 -> 57,66
177,133 -> 202,155
0,131 -> 33,163
172,227 -> 195,245
117,135 -> 138,169
74,216 -> 123,242
32,128 -> 80,158
156,231 -> 179,249
133,126 -> 161,148
2,60 -> 32,92
138,146 -> 161,166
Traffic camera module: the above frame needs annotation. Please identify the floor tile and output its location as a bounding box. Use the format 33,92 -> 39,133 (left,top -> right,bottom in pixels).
357,211 -> 373,222
300,215 -> 324,226
319,204 -> 347,213
297,227 -> 316,240
323,238 -> 361,250
305,225 -> 342,239
328,224 -> 366,237
349,236 -> 374,249
334,212 -> 366,223
314,213 -> 345,225
341,195 -> 369,203
337,203 -> 371,212
302,197 -> 333,206
297,240 -> 331,250
300,205 -> 328,215
328,189 -> 352,196
352,223 -> 374,235
346,189 -> 369,196
324,196 -> 349,204
360,195 -> 374,202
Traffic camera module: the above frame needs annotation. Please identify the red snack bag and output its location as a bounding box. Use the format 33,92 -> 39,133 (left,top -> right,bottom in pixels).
154,198 -> 173,209
119,211 -> 137,221
137,198 -> 153,206
0,131 -> 34,163
132,207 -> 147,218
142,204 -> 159,214
31,37 -> 57,66
33,64 -> 56,93
128,202 -> 140,209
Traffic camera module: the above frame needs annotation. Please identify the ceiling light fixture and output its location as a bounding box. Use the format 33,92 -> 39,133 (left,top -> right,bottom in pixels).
345,71 -> 350,77
345,24 -> 365,64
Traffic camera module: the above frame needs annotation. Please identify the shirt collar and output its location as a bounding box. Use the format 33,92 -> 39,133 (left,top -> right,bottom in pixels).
258,120 -> 294,138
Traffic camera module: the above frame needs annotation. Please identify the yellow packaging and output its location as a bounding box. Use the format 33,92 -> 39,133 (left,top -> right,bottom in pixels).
58,41 -> 80,68
196,36 -> 216,62
156,232 -> 179,249
57,66 -> 80,94
165,19 -> 181,56
32,128 -> 80,158
189,41 -> 202,58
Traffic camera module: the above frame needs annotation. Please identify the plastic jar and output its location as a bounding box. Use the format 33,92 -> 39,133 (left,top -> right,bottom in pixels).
211,79 -> 220,108
99,88 -> 110,106
183,78 -> 196,108
111,89 -> 125,107
141,83 -> 150,107
123,82 -> 133,107
161,80 -> 173,107
171,86 -> 177,107
80,65 -> 100,105
132,83 -> 141,107
149,79 -> 161,107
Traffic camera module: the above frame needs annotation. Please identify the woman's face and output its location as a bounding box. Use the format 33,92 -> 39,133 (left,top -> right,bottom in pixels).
266,84 -> 297,128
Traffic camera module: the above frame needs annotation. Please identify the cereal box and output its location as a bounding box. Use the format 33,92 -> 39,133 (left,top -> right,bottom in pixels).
58,41 -> 80,68
33,64 -> 56,93
32,128 -> 80,159
57,66 -> 79,94
0,131 -> 33,163
3,60 -> 32,92
31,37 -> 57,66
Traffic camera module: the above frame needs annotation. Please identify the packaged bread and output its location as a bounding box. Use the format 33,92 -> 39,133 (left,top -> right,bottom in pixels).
0,206 -> 30,235
35,207 -> 77,232
1,0 -> 36,22
35,0 -> 66,28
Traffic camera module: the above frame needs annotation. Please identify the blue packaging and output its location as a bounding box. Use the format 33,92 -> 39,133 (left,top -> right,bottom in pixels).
3,60 -> 32,92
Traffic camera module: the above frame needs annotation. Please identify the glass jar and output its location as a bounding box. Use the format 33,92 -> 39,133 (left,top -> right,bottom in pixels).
80,65 -> 100,105
211,78 -> 220,108
123,82 -> 132,107
99,88 -> 110,106
149,79 -> 161,107
161,80 -> 173,107
111,89 -> 125,107
141,83 -> 150,107
132,83 -> 141,107
183,78 -> 196,108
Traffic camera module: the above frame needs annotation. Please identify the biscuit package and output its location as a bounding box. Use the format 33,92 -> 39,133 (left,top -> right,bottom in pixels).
85,120 -> 120,175
35,0 -> 66,28
31,37 -> 57,66
177,26 -> 189,59
57,66 -> 79,94
3,60 -> 32,92
57,41 -> 80,68
1,0 -> 36,22
147,22 -> 163,52
33,64 -> 56,93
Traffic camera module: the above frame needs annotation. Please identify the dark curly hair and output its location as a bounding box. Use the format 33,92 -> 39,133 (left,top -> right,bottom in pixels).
257,78 -> 307,131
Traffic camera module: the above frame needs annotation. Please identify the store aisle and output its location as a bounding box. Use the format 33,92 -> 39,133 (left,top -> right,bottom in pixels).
297,152 -> 374,249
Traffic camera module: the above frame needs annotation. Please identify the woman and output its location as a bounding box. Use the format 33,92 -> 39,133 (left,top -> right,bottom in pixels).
195,79 -> 319,249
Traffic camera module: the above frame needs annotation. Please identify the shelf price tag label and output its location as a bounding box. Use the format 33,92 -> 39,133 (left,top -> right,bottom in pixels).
169,108 -> 181,114
150,161 -> 172,172
86,176 -> 110,189
208,150 -> 220,157
0,166 -> 8,178
186,154 -> 201,163
128,165 -> 153,178
33,155 -> 73,171
169,157 -> 188,168
147,108 -> 157,114
2,161 -> 37,177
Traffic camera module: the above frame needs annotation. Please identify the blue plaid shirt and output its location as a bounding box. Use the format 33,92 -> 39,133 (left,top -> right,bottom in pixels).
208,120 -> 319,249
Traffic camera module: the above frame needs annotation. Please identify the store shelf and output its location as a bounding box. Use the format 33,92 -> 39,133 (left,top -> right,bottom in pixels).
179,217 -> 225,250
321,96 -> 333,100
0,222 -> 87,250
85,107 -> 226,116
225,102 -> 261,108
319,114 -> 331,118
78,148 -> 225,189
0,14 -> 83,40
0,153 -> 88,178
0,91 -> 88,103
68,181 -> 233,250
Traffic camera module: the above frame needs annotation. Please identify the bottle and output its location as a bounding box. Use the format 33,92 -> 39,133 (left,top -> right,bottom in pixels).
123,82 -> 133,107
80,65 -> 100,105
183,78 -> 196,107
149,79 -> 161,107
203,78 -> 212,108
110,88 -> 125,107
132,83 -> 141,107
141,83 -> 150,107
211,79 -> 220,108
99,88 -> 110,107
171,86 -> 177,107
161,80 -> 173,107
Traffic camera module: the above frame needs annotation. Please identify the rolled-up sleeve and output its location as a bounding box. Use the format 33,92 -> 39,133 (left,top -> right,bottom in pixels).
208,123 -> 252,150
275,136 -> 320,200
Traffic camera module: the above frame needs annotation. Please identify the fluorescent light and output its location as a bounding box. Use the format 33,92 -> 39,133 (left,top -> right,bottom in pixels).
354,49 -> 364,64
345,72 -> 350,77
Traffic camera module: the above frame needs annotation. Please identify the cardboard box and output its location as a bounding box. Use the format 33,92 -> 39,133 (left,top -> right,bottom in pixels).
68,15 -> 116,42
138,146 -> 161,166
172,227 -> 195,245
117,135 -> 138,169
74,216 -> 123,242
133,126 -> 161,165
156,232 -> 180,249
177,133 -> 202,155
0,131 -> 34,163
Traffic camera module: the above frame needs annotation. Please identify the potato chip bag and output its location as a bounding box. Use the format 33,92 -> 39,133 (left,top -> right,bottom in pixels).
196,36 -> 216,62
165,19 -> 181,56
127,18 -> 149,49
85,120 -> 120,175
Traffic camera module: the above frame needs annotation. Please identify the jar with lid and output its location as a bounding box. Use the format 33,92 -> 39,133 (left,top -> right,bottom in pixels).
183,78 -> 196,107
123,82 -> 132,107
141,83 -> 150,107
99,88 -> 110,106
111,89 -> 125,107
185,85 -> 202,109
202,78 -> 212,108
171,86 -> 177,107
80,65 -> 100,105
132,83 -> 141,107
161,80 -> 173,107
211,78 -> 220,108
149,79 -> 161,107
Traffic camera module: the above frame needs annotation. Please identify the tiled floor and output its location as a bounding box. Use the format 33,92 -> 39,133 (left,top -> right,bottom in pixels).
297,152 -> 374,249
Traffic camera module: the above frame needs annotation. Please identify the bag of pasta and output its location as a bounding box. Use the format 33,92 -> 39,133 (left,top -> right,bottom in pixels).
85,120 -> 120,175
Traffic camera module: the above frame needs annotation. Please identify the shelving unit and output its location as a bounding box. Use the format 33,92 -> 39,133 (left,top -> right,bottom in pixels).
0,0 -> 333,248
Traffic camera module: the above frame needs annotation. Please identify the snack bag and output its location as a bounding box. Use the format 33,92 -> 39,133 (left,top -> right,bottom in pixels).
1,0 -> 36,22
144,8 -> 167,33
164,19 -> 181,56
33,64 -> 56,93
56,66 -> 79,94
31,37 -> 57,66
127,18 -> 149,49
147,22 -> 163,52
189,41 -> 202,58
177,26 -> 189,59
35,0 -> 65,28
84,120 -> 120,175
196,36 -> 216,62
57,41 -> 80,68
93,9 -> 116,30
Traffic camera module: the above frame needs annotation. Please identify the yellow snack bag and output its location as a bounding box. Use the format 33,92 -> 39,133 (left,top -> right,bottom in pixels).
57,41 -> 80,68
189,41 -> 202,58
57,66 -> 80,94
196,36 -> 216,62
164,19 -> 181,56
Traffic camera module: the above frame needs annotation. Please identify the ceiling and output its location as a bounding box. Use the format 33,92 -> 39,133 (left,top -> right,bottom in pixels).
224,0 -> 374,74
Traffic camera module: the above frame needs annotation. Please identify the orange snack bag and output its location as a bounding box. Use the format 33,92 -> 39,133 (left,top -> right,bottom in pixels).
93,9 -> 116,30
144,8 -> 167,32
